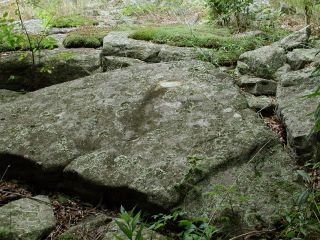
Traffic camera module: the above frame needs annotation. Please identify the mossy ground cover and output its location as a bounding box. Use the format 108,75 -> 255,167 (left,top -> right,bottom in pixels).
0,34 -> 58,53
129,25 -> 290,65
52,14 -> 98,28
63,27 -> 109,48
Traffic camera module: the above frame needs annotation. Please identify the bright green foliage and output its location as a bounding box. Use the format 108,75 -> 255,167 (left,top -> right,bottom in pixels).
0,32 -> 58,52
52,14 -> 97,28
149,210 -> 186,231
63,27 -> 109,48
150,210 -> 219,239
178,220 -> 218,240
114,206 -> 144,240
0,12 -> 23,51
206,0 -> 253,29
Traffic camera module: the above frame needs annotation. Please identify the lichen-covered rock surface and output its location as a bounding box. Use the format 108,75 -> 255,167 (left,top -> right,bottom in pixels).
0,61 -> 300,228
236,45 -> 286,79
0,195 -> 55,240
277,66 -> 320,162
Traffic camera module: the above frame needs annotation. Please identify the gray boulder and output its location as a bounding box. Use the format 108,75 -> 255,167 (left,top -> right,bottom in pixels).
237,75 -> 277,95
0,48 -> 101,91
237,45 -> 286,79
0,61 -> 300,229
102,31 -> 211,63
274,64 -> 291,82
277,67 -> 320,162
275,26 -> 310,50
287,48 -> 320,71
0,195 -> 55,240
58,214 -> 112,240
244,92 -> 275,110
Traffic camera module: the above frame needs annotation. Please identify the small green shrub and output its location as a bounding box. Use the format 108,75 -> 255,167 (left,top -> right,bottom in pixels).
206,0 -> 253,29
52,14 -> 97,28
114,206 -> 144,240
0,34 -> 58,52
0,12 -> 23,51
63,27 -> 108,48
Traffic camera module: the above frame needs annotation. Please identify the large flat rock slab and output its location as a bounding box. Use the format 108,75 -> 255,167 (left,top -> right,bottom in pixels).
277,67 -> 320,162
0,61 -> 300,228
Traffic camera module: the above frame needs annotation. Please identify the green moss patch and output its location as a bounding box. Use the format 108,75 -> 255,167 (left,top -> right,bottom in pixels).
129,25 -> 290,65
52,14 -> 98,28
0,34 -> 58,53
63,27 -> 109,48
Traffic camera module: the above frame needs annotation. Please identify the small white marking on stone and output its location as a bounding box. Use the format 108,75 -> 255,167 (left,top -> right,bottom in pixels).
233,113 -> 242,118
159,81 -> 182,88
223,108 -> 233,113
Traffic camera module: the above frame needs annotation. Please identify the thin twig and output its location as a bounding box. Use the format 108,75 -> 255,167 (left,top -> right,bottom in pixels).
15,0 -> 35,66
0,165 -> 10,182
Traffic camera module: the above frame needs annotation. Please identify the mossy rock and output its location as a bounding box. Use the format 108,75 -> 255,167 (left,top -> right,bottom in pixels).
52,14 -> 98,28
129,25 -> 290,65
63,27 -> 109,48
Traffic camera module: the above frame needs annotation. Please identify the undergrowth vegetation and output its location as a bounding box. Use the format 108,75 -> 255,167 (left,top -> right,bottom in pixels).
0,33 -> 58,52
51,14 -> 98,28
129,25 -> 289,65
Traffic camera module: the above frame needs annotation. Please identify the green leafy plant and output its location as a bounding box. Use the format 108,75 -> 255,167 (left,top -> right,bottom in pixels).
114,206 -> 144,240
178,220 -> 218,240
149,210 -> 186,231
0,12 -> 23,51
206,0 -> 253,30
150,210 -> 219,240
281,168 -> 320,239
